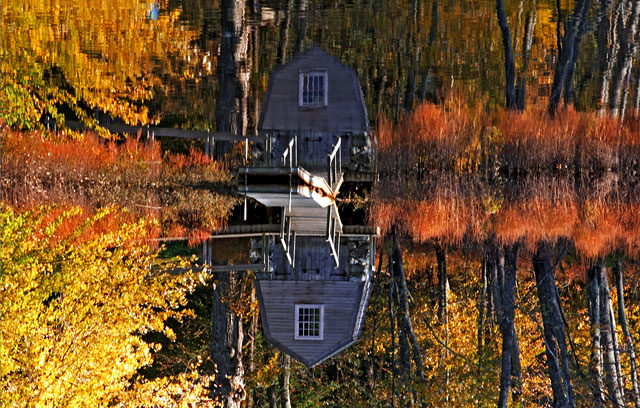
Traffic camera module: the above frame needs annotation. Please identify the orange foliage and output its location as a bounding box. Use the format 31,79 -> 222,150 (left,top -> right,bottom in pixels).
373,196 -> 640,259
2,128 -> 237,246
493,198 -> 579,249
377,102 -> 640,174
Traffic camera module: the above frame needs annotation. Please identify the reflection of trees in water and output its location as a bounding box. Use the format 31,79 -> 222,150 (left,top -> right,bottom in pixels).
374,171 -> 640,258
374,105 -> 640,259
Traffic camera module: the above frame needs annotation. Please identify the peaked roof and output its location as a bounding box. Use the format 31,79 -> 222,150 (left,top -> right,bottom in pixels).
258,47 -> 370,133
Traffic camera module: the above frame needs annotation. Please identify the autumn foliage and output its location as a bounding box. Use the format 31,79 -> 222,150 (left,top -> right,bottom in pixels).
373,103 -> 640,258
1,205 -> 218,407
378,102 -> 640,174
1,128 -> 238,245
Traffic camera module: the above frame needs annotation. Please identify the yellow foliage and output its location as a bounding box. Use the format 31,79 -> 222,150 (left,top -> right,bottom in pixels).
1,0 -> 204,128
1,205 -> 206,407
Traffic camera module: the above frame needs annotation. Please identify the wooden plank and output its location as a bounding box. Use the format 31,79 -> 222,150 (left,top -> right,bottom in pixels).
66,120 -> 264,142
207,264 -> 265,272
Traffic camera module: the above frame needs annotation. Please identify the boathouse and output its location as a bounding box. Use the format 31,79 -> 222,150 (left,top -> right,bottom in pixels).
258,46 -> 372,174
206,47 -> 376,367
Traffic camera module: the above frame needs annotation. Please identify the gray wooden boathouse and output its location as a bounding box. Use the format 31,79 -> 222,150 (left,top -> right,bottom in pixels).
208,47 -> 376,367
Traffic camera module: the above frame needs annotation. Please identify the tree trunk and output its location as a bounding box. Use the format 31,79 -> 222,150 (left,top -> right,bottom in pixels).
634,67 -> 640,115
609,0 -> 640,117
277,0 -> 294,65
268,384 -> 277,408
434,243 -> 450,404
249,286 -> 258,373
599,263 -> 625,406
532,244 -> 575,408
389,255 -> 397,408
506,245 -> 522,403
556,0 -> 563,56
615,258 -> 640,408
429,0 -> 439,47
491,243 -> 522,407
435,244 -> 449,326
215,0 -> 251,137
293,0 -> 308,54
211,1 -> 249,403
495,245 -> 509,408
599,0 -> 623,115
279,353 -> 291,408
477,249 -> 488,358
548,0 -> 592,114
391,232 -> 425,381
516,10 -> 537,110
587,264 -> 605,407
496,0 -> 517,109
211,275 -> 246,408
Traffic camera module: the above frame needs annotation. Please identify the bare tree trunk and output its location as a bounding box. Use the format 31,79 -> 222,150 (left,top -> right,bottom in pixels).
532,244 -> 575,408
211,2 -> 249,404
599,0 -> 624,115
249,287 -> 258,373
556,0 -> 564,56
277,0 -> 294,64
279,353 -> 291,408
435,244 -> 449,326
246,286 -> 258,408
491,243 -> 522,407
496,0 -> 517,109
615,258 -> 640,408
506,245 -> 522,403
548,0 -> 593,115
367,247 -> 386,392
215,0 -> 251,137
375,71 -> 388,121
516,10 -> 537,110
211,275 -> 246,408
435,243 -> 449,404
477,249 -> 488,359
599,263 -> 625,406
293,0 -> 308,54
495,245 -> 509,408
610,0 -> 640,117
587,264 -> 606,407
268,384 -> 277,408
391,232 -> 425,381
389,257 -> 398,408
634,66 -> 640,115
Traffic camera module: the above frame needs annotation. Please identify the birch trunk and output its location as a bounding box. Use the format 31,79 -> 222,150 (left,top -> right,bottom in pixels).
477,249 -> 488,358
532,245 -> 575,408
615,258 -> 640,408
279,353 -> 291,408
391,233 -> 425,380
548,0 -> 592,114
587,264 -> 605,407
599,264 -> 625,406
211,274 -> 246,408
610,0 -> 640,117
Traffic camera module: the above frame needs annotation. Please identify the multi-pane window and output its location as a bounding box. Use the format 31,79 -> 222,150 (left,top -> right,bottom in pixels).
294,304 -> 324,340
299,72 -> 327,107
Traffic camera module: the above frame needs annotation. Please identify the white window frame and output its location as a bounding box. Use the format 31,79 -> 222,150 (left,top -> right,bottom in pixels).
294,304 -> 324,340
299,71 -> 328,107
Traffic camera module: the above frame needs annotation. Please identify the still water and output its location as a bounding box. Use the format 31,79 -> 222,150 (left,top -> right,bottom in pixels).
3,0 -> 565,129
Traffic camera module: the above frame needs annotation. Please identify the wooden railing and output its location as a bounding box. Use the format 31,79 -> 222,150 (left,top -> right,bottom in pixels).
326,207 -> 341,268
328,137 -> 342,190
280,208 -> 297,267
280,136 -> 298,211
